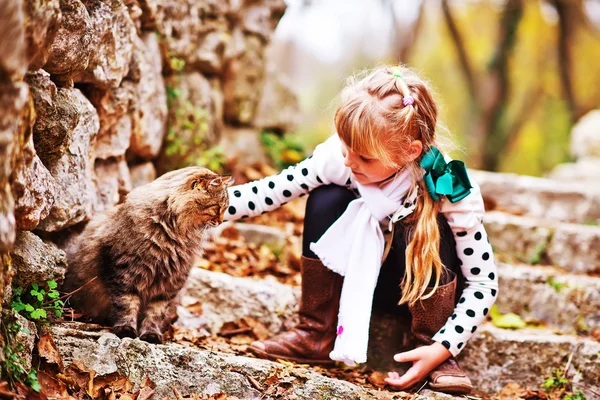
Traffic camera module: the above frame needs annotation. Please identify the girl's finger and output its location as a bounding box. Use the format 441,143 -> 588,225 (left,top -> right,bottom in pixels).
393,348 -> 422,363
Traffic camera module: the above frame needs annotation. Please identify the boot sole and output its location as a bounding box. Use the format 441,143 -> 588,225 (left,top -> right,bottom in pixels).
248,344 -> 336,366
428,382 -> 473,395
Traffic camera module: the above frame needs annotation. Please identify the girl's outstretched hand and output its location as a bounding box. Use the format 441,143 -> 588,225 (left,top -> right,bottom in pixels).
384,342 -> 452,389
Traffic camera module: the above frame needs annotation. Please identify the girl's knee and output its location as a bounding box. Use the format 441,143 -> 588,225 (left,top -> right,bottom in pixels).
305,185 -> 356,220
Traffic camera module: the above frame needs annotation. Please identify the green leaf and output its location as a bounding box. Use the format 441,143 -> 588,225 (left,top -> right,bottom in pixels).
24,304 -> 34,312
490,305 -> 526,329
47,280 -> 58,289
27,370 -> 41,392
29,309 -> 47,320
31,283 -> 39,291
47,290 -> 60,299
11,301 -> 26,312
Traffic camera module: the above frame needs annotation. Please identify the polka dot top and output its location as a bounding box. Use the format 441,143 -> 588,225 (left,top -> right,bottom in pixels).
224,134 -> 498,357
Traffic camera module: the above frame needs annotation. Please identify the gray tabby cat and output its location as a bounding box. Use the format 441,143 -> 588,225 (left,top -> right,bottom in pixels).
63,166 -> 232,343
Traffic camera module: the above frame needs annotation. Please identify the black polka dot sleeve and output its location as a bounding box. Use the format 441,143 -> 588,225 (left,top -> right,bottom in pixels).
432,178 -> 499,356
224,135 -> 352,221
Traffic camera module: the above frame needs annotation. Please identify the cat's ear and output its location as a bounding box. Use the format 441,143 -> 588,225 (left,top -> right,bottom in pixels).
208,176 -> 234,189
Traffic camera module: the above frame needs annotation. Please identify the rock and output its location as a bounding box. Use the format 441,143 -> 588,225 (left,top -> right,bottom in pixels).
0,83 -> 30,253
223,34 -> 265,125
24,0 -> 62,71
155,0 -> 230,75
484,211 -> 552,264
129,162 -> 156,189
124,33 -> 167,160
231,222 -> 286,250
0,0 -> 26,81
1,312 -> 38,372
571,109 -> 600,159
253,58 -> 300,132
12,136 -> 56,231
548,157 -> 600,183
92,156 -> 131,214
43,0 -> 93,86
495,263 -> 600,333
123,0 -> 143,34
74,0 -> 136,88
157,73 -> 223,172
458,325 -> 600,399
217,126 -> 269,169
546,223 -> 600,274
86,86 -> 134,159
235,0 -> 286,43
10,230 -> 67,289
184,268 -> 298,334
26,71 -> 99,231
470,169 -> 600,224
50,324 -> 454,400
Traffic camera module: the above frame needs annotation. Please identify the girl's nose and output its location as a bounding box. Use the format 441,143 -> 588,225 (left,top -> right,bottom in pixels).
343,154 -> 356,169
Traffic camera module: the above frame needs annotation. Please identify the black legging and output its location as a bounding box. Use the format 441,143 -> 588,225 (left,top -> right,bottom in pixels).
302,185 -> 464,316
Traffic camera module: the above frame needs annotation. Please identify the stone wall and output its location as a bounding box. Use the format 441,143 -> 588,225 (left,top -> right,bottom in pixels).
0,0 -> 297,303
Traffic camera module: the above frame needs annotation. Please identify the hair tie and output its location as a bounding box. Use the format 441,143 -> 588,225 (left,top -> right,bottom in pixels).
392,67 -> 415,107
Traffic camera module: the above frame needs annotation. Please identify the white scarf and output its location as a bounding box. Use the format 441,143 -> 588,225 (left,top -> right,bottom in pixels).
310,168 -> 418,366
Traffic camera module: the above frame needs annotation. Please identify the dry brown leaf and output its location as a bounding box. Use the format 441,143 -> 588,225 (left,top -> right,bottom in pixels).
64,360 -> 96,396
367,371 -> 389,388
37,370 -> 69,399
0,381 -> 15,400
185,301 -> 203,316
37,333 -> 64,372
91,372 -> 133,398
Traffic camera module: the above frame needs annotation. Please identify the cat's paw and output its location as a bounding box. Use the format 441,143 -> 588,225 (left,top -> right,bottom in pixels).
113,324 -> 138,339
139,331 -> 164,344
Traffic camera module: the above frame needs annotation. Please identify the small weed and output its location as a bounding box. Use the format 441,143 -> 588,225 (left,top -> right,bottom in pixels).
10,280 -> 64,321
530,241 -> 548,265
260,131 -> 306,169
547,276 -> 569,293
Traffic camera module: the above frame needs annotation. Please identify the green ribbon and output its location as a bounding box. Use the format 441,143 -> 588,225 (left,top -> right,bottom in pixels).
419,147 -> 472,203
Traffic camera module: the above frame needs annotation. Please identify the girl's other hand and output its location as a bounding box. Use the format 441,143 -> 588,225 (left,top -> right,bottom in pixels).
384,342 -> 451,389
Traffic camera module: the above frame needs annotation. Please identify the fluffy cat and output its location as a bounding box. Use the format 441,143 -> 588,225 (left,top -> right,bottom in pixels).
63,166 -> 232,343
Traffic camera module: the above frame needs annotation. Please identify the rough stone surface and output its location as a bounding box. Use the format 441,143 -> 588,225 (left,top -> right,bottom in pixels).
458,325 -> 600,398
86,86 -> 133,159
184,267 -> 298,334
43,0 -> 93,85
92,156 -> 132,214
218,125 -> 270,169
484,211 -> 552,264
26,71 -> 99,231
471,169 -> 600,224
496,263 -> 600,333
12,136 -> 56,231
50,324 -> 455,400
571,109 -> 600,159
124,32 -> 167,160
155,0 -> 230,74
1,83 -> 30,252
547,223 -> 600,275
158,73 -> 223,172
0,0 -> 27,81
223,35 -> 265,125
11,312 -> 37,372
548,157 -> 600,183
10,230 -> 67,289
24,0 -> 62,71
253,57 -> 300,132
75,0 -> 136,88
235,0 -> 286,43
129,161 -> 156,189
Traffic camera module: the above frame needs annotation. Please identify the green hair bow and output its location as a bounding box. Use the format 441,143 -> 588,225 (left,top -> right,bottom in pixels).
419,147 -> 472,203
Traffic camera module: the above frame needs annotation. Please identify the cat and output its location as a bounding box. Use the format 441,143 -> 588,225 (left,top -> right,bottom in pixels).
63,166 -> 232,343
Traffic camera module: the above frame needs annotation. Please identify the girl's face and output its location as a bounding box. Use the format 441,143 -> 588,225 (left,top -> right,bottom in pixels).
340,141 -> 400,185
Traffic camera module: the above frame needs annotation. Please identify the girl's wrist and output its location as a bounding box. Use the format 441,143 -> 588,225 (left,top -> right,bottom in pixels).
430,341 -> 453,361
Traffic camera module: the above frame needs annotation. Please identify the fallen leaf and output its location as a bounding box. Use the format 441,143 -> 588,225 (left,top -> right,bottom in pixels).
37,370 -> 69,399
37,333 -> 64,372
367,371 -> 388,388
64,360 -> 95,397
490,306 -> 526,329
0,381 -> 15,399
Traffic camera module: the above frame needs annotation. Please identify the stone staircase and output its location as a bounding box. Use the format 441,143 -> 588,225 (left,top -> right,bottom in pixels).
47,169 -> 600,399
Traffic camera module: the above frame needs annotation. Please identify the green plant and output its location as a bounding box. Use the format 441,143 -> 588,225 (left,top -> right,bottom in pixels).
543,368 -> 587,400
260,131 -> 306,169
547,276 -> 569,293
530,241 -> 548,265
195,146 -> 227,174
1,314 -> 41,392
10,280 -> 64,321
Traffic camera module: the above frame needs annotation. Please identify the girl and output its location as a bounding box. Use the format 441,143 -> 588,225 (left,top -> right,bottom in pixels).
224,65 -> 498,395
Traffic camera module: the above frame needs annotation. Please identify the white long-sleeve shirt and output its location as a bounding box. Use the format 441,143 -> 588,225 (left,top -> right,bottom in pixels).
224,135 -> 498,356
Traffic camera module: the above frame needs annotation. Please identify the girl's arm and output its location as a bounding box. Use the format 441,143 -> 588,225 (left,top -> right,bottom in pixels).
224,134 -> 352,222
433,176 -> 499,356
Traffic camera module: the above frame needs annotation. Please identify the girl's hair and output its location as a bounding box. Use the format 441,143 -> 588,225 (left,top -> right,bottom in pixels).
334,65 -> 446,306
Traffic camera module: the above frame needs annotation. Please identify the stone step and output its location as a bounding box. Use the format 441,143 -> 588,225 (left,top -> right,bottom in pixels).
495,263 -> 600,334
485,211 -> 600,274
470,169 -> 600,224
185,268 -> 600,397
50,324 -> 459,400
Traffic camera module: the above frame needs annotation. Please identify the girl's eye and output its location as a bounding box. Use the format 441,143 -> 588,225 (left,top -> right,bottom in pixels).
360,156 -> 373,162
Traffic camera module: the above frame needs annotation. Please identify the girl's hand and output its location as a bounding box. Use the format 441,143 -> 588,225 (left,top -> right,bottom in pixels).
384,342 -> 452,389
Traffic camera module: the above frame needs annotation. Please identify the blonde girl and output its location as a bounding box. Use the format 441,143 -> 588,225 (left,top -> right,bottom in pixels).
224,65 -> 498,394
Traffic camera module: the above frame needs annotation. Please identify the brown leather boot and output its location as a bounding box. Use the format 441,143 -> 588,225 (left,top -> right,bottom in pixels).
248,256 -> 343,365
408,273 -> 474,395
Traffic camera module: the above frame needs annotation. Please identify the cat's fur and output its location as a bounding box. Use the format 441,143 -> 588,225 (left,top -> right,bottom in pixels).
63,166 -> 231,343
